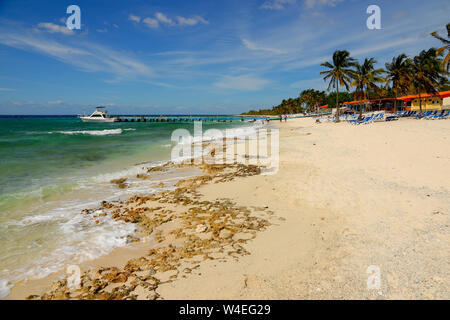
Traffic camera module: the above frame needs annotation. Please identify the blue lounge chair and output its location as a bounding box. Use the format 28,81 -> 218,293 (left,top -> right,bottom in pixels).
416,111 -> 431,119
348,114 -> 366,124
443,110 -> 450,119
363,115 -> 376,124
373,113 -> 385,122
350,115 -> 375,125
430,110 -> 449,120
424,111 -> 438,119
428,111 -> 442,120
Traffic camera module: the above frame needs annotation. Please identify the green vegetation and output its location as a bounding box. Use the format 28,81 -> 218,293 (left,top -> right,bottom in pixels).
351,58 -> 385,120
385,54 -> 412,114
320,50 -> 357,122
242,90 -> 353,116
410,48 -> 447,114
431,23 -> 450,72
242,23 -> 449,118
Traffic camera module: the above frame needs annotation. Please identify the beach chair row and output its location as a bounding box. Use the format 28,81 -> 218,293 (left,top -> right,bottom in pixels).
397,110 -> 450,119
347,113 -> 385,125
326,110 -> 449,124
326,112 -> 385,124
416,110 -> 450,120
397,111 -> 417,117
326,113 -> 368,122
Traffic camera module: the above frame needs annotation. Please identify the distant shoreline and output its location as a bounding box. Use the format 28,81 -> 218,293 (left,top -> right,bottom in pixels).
0,114 -> 245,117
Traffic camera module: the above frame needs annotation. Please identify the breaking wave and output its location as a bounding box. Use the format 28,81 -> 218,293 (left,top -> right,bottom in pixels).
49,129 -> 125,136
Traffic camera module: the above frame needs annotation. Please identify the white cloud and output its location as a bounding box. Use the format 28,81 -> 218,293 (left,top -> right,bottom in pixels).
138,13 -> 208,29
143,17 -> 159,29
214,74 -> 269,91
176,16 -> 209,26
155,12 -> 174,26
128,14 -> 141,23
36,22 -> 74,35
351,37 -> 419,57
242,38 -> 285,54
304,0 -> 343,9
260,0 -> 296,10
0,88 -> 16,91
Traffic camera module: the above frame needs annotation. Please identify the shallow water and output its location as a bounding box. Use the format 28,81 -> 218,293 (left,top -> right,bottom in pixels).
0,115 -> 251,297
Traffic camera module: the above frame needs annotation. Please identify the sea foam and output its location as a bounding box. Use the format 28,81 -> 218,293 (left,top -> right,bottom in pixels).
0,279 -> 13,299
50,129 -> 124,136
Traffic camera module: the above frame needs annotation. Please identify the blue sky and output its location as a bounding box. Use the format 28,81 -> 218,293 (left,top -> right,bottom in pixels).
0,0 -> 448,115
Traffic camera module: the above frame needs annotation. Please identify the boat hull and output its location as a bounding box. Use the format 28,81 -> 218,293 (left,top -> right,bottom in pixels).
79,117 -> 119,123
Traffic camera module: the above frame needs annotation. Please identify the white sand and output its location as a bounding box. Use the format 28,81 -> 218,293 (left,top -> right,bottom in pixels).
157,117 -> 450,299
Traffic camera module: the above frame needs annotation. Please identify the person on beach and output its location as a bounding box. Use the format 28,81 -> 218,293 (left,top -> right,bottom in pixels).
279,115 -> 283,122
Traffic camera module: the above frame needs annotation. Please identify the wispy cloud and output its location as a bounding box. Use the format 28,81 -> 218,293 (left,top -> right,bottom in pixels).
303,10 -> 336,26
0,87 -> 16,91
47,100 -> 63,105
128,14 -> 141,23
242,38 -> 285,54
176,15 -> 209,26
214,74 -> 269,91
0,26 -> 154,81
1,0 -> 448,114
155,12 -> 174,26
304,0 -> 343,9
143,17 -> 159,29
35,22 -> 74,35
133,12 -> 209,29
98,22 -> 119,33
260,0 -> 296,10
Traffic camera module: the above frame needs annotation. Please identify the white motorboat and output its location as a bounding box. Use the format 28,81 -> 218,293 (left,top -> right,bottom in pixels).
78,107 -> 119,122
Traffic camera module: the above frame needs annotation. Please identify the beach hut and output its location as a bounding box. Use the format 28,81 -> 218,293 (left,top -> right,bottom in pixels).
398,91 -> 450,111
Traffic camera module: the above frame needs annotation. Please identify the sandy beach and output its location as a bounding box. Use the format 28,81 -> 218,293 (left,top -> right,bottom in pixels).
158,117 -> 450,300
7,117 -> 450,300
2,0 -> 449,305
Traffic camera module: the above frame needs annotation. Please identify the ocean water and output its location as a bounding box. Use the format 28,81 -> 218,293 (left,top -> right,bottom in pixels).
0,115 -> 250,297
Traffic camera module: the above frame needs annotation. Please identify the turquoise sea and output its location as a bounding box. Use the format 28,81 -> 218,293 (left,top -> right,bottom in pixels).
0,115 -> 250,297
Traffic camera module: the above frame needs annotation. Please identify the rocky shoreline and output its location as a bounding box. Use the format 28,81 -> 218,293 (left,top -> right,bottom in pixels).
28,160 -> 274,300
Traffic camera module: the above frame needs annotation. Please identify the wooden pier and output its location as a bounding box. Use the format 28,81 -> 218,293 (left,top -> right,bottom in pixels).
112,114 -> 330,123
114,116 -> 250,123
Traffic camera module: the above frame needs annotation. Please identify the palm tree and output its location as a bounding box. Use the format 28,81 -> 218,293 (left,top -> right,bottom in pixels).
431,23 -> 450,72
299,90 -> 313,113
312,90 -> 326,113
351,58 -> 385,120
320,50 -> 356,122
411,49 -> 445,115
299,89 -> 326,113
385,54 -> 412,114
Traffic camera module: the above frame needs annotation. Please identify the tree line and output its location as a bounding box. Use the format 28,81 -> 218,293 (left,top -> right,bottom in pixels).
243,23 -> 450,120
